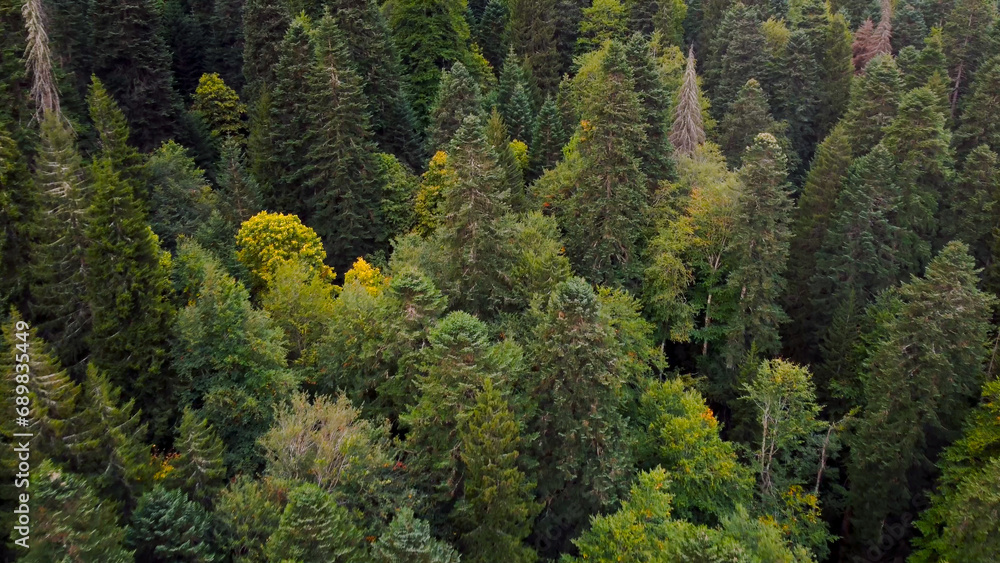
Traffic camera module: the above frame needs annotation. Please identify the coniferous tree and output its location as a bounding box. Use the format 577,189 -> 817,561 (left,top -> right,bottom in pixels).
496,50 -> 536,140
473,0 -> 510,69
770,28 -> 821,174
126,486 -> 218,563
577,0 -> 628,53
943,144 -> 1000,265
717,78 -> 787,167
327,0 -> 422,165
841,53 -> 902,156
484,109 -> 527,209
509,0 -> 561,92
848,242 -> 995,542
941,0 -> 997,115
387,0 -> 471,125
724,133 -> 792,368
670,47 -> 706,156
706,3 -> 769,119
529,95 -> 565,176
147,141 -> 216,250
372,508 -> 462,563
241,0 -> 289,102
528,277 -> 635,556
851,18 -> 877,70
209,0 -> 245,90
625,32 -> 675,187
955,55 -> 1000,157
171,408 -> 227,506
0,123 -> 35,310
454,378 -> 541,563
816,7 -> 854,137
87,76 -> 145,193
90,0 -> 180,150
29,113 -> 91,370
214,138 -> 262,227
426,62 -> 486,153
264,482 -> 367,562
24,460 -> 133,563
84,159 -> 174,437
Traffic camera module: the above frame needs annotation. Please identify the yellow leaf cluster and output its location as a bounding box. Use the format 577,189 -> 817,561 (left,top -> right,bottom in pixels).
343,257 -> 388,296
236,211 -> 334,291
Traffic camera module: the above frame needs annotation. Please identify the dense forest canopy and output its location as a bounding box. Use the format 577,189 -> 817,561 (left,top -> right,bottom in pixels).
1,0 -> 1000,560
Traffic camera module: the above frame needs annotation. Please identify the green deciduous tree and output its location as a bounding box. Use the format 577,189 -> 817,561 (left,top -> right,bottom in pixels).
577,0 -> 628,53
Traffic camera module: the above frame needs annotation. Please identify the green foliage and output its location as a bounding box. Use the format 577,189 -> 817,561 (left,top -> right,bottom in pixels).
126,485 -> 218,562
717,78 -> 789,167
578,0 -> 628,53
171,408 -> 227,506
0,123 -> 35,309
214,476 -> 290,563
192,73 -> 246,140
529,95 -> 566,176
372,508 -> 462,563
235,211 -> 334,293
943,144 -> 1000,266
241,0 -> 290,101
260,258 -> 338,364
956,55 -> 1000,156
841,54 -> 902,157
378,153 -> 421,241
706,3 -> 769,121
848,242 -> 996,542
147,140 -> 216,249
87,76 -> 145,190
264,482 -> 368,562
427,62 -> 486,152
941,0 -> 997,114
20,460 -> 132,563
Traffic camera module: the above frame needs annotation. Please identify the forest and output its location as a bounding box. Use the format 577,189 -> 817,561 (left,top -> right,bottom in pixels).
1,0 -> 999,560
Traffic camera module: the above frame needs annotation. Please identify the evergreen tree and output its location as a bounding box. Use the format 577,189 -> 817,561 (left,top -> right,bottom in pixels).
426,62 -> 486,152
941,0 -> 997,115
29,113 -> 91,371
0,123 -> 36,310
474,0 -> 510,69
725,133 -> 792,367
87,76 -> 145,193
84,159 -> 174,437
126,486 -> 218,563
484,109 -> 527,209
327,0 -> 422,165
944,144 -> 1000,265
717,78 -> 787,167
770,28 -> 821,174
817,8 -> 854,137
509,0 -> 561,92
669,47 -> 706,156
529,95 -> 565,176
955,55 -> 1000,157
386,0 -> 471,125
892,0 -> 927,50
841,53 -> 902,156
454,378 -> 541,563
848,242 -> 995,542
147,141 -> 216,250
209,0 -> 245,90
171,408 -> 227,506
241,0 -> 290,101
528,278 -> 635,556
90,0 -> 180,150
625,32 -> 676,186
22,460 -> 133,563
214,137 -> 262,228
577,0 -> 628,53
372,508 -> 462,563
264,482 -> 367,563
706,3 -> 769,120
377,152 -> 421,240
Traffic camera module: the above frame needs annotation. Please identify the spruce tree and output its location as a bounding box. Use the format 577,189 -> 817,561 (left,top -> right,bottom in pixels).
474,0 -> 510,69
770,28 -> 821,174
841,53 -> 902,156
126,486 -> 218,563
209,0 -> 245,90
941,0 -> 997,115
387,0 -> 471,125
147,141 -> 216,250
509,0 -> 561,92
669,47 -> 706,156
717,78 -> 787,167
577,0 -> 628,55
496,50 -> 536,141
848,242 -> 995,542
327,0 -> 422,165
84,159 -> 174,438
944,144 -> 1000,265
426,62 -> 486,152
214,137 -> 262,227
372,508 -> 462,563
955,55 -> 1000,157
528,277 -> 634,556
29,113 -> 91,371
725,133 -> 793,367
171,408 -> 227,506
625,32 -> 676,186
484,109 -> 527,209
87,76 -> 145,194
24,460 -> 133,563
90,0 -> 180,150
264,482 -> 367,562
0,123 -> 36,310
892,0 -> 926,49
454,378 -> 541,563
817,8 -> 854,137
706,3 -> 769,119
529,95 -> 565,176
241,0 -> 289,102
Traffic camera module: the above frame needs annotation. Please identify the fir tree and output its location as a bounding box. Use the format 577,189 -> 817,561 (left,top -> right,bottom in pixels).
23,460 -> 133,563
529,95 -> 565,176
943,144 -> 1000,266
706,3 -> 769,120
21,0 -> 60,119
892,0 -> 927,50
90,0 -> 180,150
717,78 -> 787,167
214,137 -> 262,228
848,242 -> 996,542
126,486 -> 218,562
327,0 -> 422,165
454,378 -> 541,563
577,0 -> 628,53
147,141 -> 216,250
372,508 -> 462,563
29,113 -> 91,370
387,0 -> 471,125
241,0 -> 289,102
84,159 -> 174,438
941,0 -> 997,115
264,482 -> 367,562
87,76 -> 145,193
0,123 -> 36,310
209,0 -> 245,90
509,0 -> 561,92
171,408 -> 227,506
625,32 -> 676,186
426,62 -> 486,153
771,28 -> 821,174
496,50 -> 536,141
528,277 -> 634,556
955,55 -> 1000,157
841,53 -> 902,156
474,0 -> 510,69
670,47 -> 706,156
485,109 -> 527,209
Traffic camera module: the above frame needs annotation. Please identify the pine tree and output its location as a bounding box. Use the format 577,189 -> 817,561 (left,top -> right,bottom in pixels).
529,95 -> 565,176
29,113 -> 91,370
84,159 -> 174,438
841,53 -> 902,156
528,277 -> 634,556
23,460 -> 133,563
670,47 -> 706,156
87,76 -> 145,193
126,486 -> 218,562
171,408 -> 227,506
327,0 -> 422,165
426,62 -> 486,153
724,133 -> 792,367
717,78 -> 787,167
90,0 -> 180,150
454,378 -> 541,563
372,508 -> 462,563
387,0 -> 471,125
264,482 -> 367,562
955,55 -> 1000,157
848,242 -> 995,542
241,0 -> 290,102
